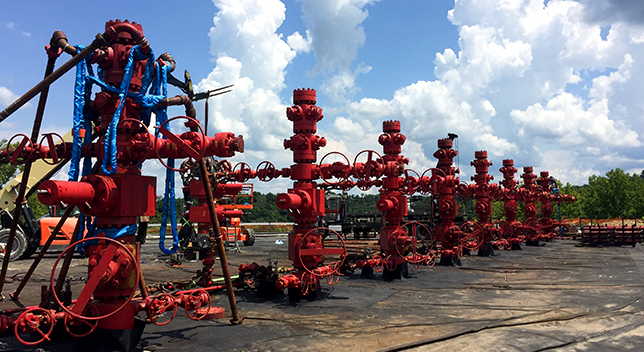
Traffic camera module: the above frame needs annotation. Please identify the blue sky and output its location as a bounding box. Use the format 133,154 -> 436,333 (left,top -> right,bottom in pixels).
2,0 -> 644,194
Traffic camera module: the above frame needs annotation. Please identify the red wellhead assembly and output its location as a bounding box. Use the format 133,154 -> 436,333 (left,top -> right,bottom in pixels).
0,20 -> 244,347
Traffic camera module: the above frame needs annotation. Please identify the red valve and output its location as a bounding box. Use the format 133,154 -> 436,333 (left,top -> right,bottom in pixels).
14,308 -> 54,346
154,116 -> 206,172
256,161 -> 278,181
6,134 -> 35,165
50,237 -> 140,322
319,151 -> 352,186
181,289 -> 212,321
38,132 -> 67,165
148,293 -> 178,326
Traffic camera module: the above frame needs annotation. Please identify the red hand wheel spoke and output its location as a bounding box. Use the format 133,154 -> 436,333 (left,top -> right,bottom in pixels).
298,227 -> 347,279
64,303 -> 99,338
372,254 -> 383,273
232,162 -> 253,182
402,169 -> 420,195
353,149 -> 382,183
50,237 -> 139,321
425,252 -> 437,267
256,161 -> 276,182
459,221 -> 484,251
14,308 -> 54,346
154,116 -> 206,172
319,151 -> 351,185
384,255 -> 396,272
394,221 -> 433,264
148,293 -> 178,326
71,244 -> 119,316
7,134 -> 34,165
184,289 -> 211,321
39,132 -> 66,165
160,126 -> 200,160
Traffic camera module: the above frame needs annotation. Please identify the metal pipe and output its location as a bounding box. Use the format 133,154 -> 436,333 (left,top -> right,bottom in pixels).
10,206 -> 75,300
52,212 -> 83,301
0,53 -> 60,298
159,95 -> 196,119
198,157 -> 243,325
0,35 -> 108,122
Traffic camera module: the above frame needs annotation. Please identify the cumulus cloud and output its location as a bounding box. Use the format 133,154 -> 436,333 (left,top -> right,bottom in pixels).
287,30 -> 312,53
197,0 -> 296,175
580,0 -> 644,25
0,86 -> 19,107
297,0 -> 380,103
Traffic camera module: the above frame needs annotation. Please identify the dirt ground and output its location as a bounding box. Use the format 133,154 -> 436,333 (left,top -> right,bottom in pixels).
0,235 -> 643,352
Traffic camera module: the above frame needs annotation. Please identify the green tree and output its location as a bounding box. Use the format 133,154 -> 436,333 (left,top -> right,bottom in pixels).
582,169 -> 642,219
0,139 -> 20,187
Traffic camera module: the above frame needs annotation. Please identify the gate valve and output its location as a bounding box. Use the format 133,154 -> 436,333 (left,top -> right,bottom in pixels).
444,226 -> 462,243
353,161 -> 382,180
207,132 -> 244,158
255,161 -> 279,181
276,190 -> 311,211
457,183 -> 474,198
383,161 -> 405,178
230,162 -> 255,182
429,173 -> 445,194
320,162 -> 351,181
126,132 -> 152,161
392,228 -> 411,249
275,274 -> 300,290
238,263 -> 259,273
376,196 -> 399,213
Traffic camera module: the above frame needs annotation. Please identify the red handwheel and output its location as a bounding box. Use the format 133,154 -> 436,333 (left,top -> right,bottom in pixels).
154,116 -> 206,172
14,308 -> 54,345
39,132 -> 67,165
298,227 -> 347,279
50,237 -> 140,321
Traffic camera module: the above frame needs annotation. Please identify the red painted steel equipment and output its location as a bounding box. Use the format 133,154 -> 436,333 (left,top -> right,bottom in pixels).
0,20 -> 243,346
458,151 -> 500,256
376,121 -> 418,279
517,166 -> 541,246
424,137 -> 464,266
497,159 -> 523,250
273,89 -> 347,301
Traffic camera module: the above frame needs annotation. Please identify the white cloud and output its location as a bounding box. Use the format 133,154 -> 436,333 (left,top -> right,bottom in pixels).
298,0 -> 380,102
287,30 -> 312,53
0,86 -> 19,107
